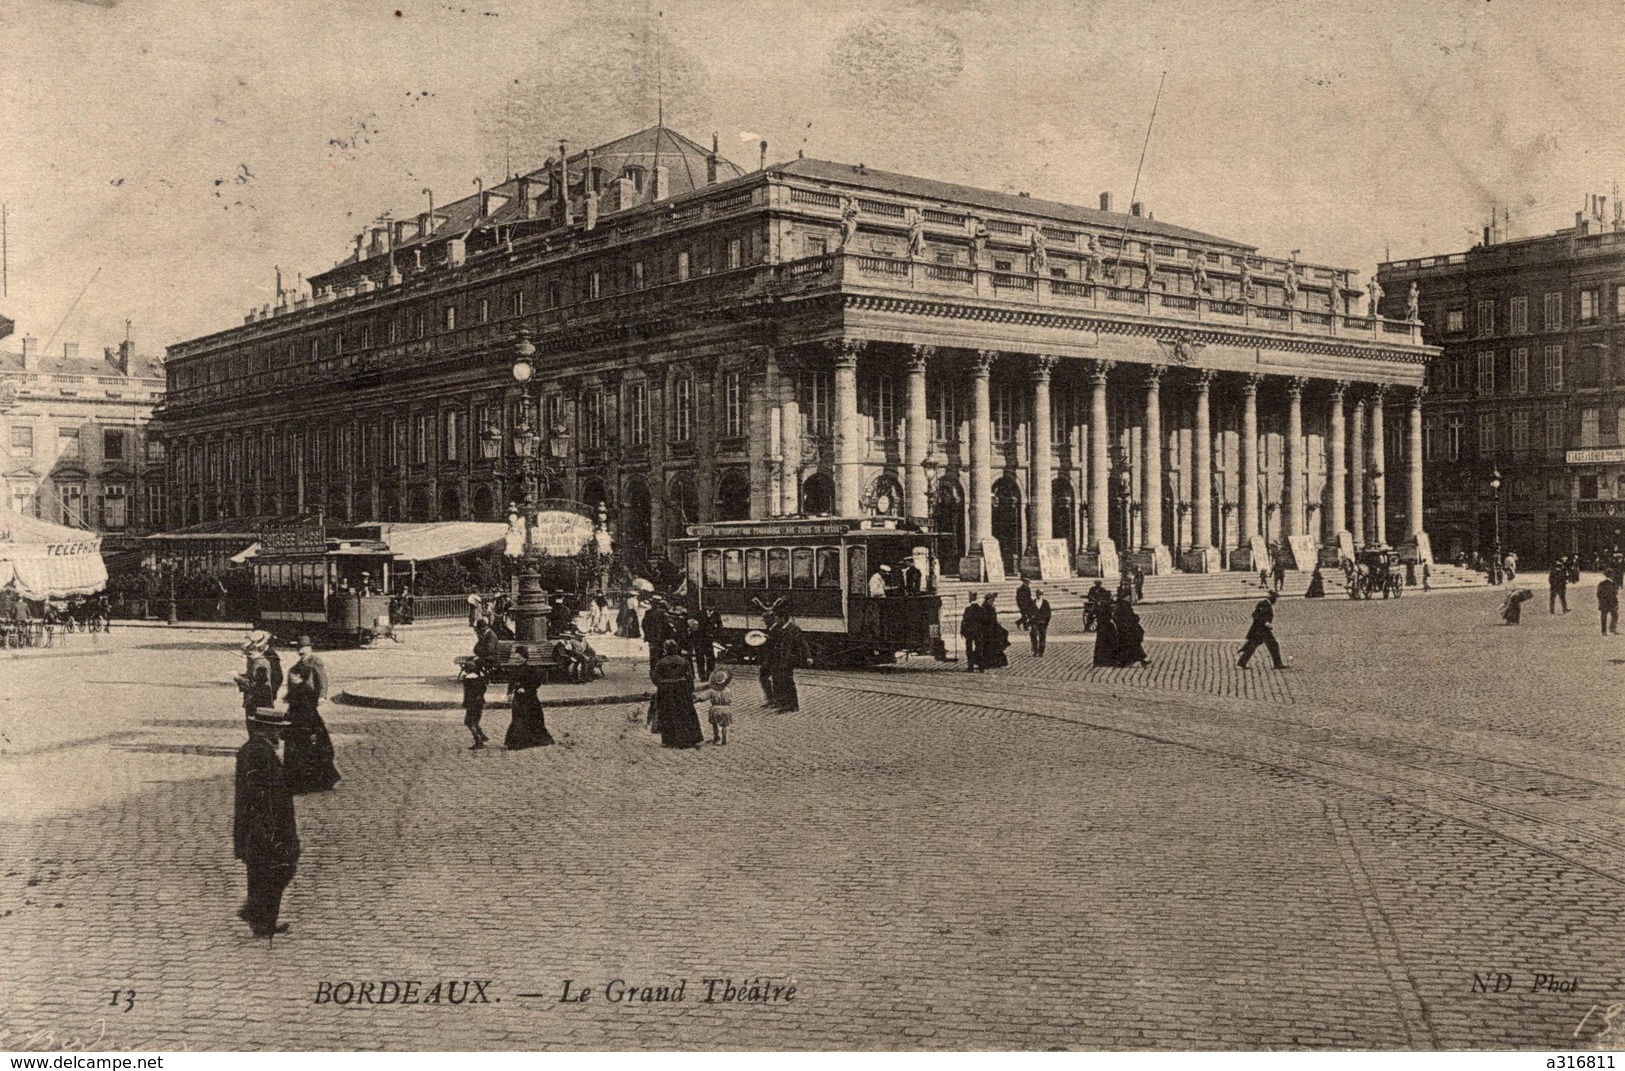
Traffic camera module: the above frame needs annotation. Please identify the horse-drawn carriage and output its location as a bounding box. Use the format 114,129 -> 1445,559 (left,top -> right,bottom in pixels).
1345,548 -> 1404,600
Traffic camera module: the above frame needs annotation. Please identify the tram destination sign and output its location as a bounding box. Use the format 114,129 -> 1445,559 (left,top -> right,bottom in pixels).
688,521 -> 867,538
1566,447 -> 1625,464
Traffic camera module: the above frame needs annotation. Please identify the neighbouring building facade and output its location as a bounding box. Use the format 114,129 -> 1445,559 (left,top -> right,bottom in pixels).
1378,197 -> 1625,566
155,124 -> 1434,577
1,331 -> 167,537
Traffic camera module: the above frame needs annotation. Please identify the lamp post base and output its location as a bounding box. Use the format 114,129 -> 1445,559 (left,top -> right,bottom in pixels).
514,552 -> 548,645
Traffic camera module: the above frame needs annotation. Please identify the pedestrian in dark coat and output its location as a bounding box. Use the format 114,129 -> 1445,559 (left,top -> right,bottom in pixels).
690,610 -> 716,680
1237,592 -> 1286,669
959,592 -> 982,672
1599,575 -> 1619,636
757,611 -> 778,707
234,709 -> 300,937
978,593 -> 1010,670
1029,590 -> 1052,656
1014,578 -> 1035,632
1112,595 -> 1149,667
767,613 -> 811,711
1092,601 -> 1120,666
504,647 -> 554,750
1132,563 -> 1146,602
1083,581 -> 1110,632
1550,562 -> 1570,614
651,641 -> 705,748
282,638 -> 340,794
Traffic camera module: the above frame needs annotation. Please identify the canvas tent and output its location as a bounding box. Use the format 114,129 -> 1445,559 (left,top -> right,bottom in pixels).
0,508 -> 108,599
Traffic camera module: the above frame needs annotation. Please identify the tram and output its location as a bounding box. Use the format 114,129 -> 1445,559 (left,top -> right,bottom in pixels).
251,539 -> 400,647
668,516 -> 947,667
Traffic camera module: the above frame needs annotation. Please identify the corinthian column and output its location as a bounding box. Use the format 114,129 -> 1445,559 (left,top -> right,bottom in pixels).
1370,386 -> 1387,546
905,345 -> 931,520
1089,362 -> 1111,547
1239,375 -> 1260,547
969,350 -> 996,548
1192,370 -> 1215,563
1284,377 -> 1305,539
1142,366 -> 1165,553
1030,355 -> 1056,548
1328,382 -> 1347,542
1349,393 -> 1366,546
832,340 -> 861,515
1408,387 -> 1425,540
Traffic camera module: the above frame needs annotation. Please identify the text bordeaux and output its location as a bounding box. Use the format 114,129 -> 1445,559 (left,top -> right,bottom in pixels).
313,979 -> 494,1005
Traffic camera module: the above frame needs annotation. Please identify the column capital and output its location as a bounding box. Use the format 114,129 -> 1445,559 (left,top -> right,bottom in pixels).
831,339 -> 864,369
1285,376 -> 1308,398
1089,359 -> 1115,386
1030,354 -> 1058,380
1369,383 -> 1387,403
1328,379 -> 1348,402
906,344 -> 935,373
972,349 -> 999,376
1408,384 -> 1427,407
1194,368 -> 1217,390
1239,372 -> 1262,396
1144,364 -> 1167,387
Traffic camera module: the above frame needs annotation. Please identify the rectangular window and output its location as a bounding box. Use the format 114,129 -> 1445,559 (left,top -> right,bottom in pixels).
930,378 -> 961,441
144,483 -> 165,528
1581,407 -> 1600,447
1477,299 -> 1495,337
388,320 -> 399,345
1509,410 -> 1529,453
992,384 -> 1017,443
479,298 -> 490,324
444,410 -> 461,462
791,547 -> 815,588
1545,410 -> 1566,450
1446,309 -> 1465,333
10,426 -> 33,457
511,290 -> 525,317
805,236 -> 828,257
766,547 -> 790,587
1445,414 -> 1463,461
723,549 -> 744,587
414,312 -> 426,339
1544,291 -> 1563,332
542,395 -> 563,437
442,306 -> 456,331
57,427 -> 80,460
702,549 -> 723,589
728,238 -> 743,270
799,371 -> 831,436
360,325 -> 373,349
674,377 -> 693,443
12,485 -> 36,517
589,270 -> 601,300
633,261 -> 645,289
627,382 -> 649,447
744,548 -> 766,587
1580,289 -> 1600,325
1510,295 -> 1529,334
817,547 -> 841,589
414,415 -> 429,464
1544,344 -> 1564,390
723,371 -> 743,438
580,389 -> 603,450
677,251 -> 691,282
1510,348 -> 1529,394
1447,356 -> 1469,392
1477,412 -> 1495,455
310,338 -> 321,361
1423,416 -> 1437,461
1477,350 -> 1495,394
1617,285 -> 1625,318
101,484 -> 127,530
861,374 -> 897,438
1051,391 -> 1070,446
59,484 -> 84,527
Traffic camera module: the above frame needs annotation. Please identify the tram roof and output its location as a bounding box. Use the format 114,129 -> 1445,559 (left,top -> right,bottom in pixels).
681,516 -> 927,539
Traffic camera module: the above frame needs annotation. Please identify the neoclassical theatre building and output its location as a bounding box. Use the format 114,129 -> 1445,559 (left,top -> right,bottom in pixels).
155,125 -> 1436,576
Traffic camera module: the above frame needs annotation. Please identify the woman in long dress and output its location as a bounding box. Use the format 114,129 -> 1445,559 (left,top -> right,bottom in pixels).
1092,600 -> 1121,667
283,651 -> 341,793
1112,596 -> 1150,667
651,640 -> 705,749
1305,565 -> 1326,599
504,647 -> 555,750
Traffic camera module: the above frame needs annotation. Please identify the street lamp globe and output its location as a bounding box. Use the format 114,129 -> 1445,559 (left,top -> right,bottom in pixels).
511,329 -> 536,383
1489,469 -> 1502,493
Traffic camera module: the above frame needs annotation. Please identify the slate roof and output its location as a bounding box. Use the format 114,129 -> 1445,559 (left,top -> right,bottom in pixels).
0,348 -> 164,380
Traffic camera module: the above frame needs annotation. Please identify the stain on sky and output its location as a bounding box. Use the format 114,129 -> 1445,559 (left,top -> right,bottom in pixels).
829,16 -> 966,107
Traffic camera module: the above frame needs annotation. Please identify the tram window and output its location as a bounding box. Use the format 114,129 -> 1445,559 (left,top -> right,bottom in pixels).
791,547 -> 815,588
816,547 -> 841,589
767,548 -> 790,587
723,549 -> 744,586
744,548 -> 766,587
686,550 -> 701,589
702,549 -> 724,588
847,546 -> 868,596
306,563 -> 322,593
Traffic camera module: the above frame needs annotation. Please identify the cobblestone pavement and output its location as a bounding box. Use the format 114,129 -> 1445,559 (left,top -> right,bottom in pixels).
1,595 -> 1622,1051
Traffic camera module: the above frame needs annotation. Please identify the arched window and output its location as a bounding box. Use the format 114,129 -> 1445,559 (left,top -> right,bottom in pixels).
801,473 -> 835,516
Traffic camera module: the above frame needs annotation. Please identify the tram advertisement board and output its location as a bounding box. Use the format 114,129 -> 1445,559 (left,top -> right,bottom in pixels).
260,521 -> 327,556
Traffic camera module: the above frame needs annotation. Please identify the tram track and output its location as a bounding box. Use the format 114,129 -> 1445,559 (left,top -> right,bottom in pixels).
798,668 -> 1625,887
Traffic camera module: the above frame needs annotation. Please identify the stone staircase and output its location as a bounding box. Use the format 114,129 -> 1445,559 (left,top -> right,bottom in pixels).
939,561 -> 1489,612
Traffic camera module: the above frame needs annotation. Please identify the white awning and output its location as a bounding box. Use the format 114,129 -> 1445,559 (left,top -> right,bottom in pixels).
0,508 -> 108,599
380,522 -> 506,562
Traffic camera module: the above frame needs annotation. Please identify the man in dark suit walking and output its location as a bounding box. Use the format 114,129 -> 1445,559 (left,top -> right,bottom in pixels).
959,592 -> 982,672
767,610 -> 812,712
234,708 -> 300,938
1236,591 -> 1287,670
1028,588 -> 1052,656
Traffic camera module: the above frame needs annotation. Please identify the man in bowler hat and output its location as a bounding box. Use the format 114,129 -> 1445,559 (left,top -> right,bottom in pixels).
234,708 -> 301,937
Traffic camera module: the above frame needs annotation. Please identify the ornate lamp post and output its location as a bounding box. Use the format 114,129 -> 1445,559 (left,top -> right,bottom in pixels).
491,330 -> 569,644
164,557 -> 179,626
1489,468 -> 1503,582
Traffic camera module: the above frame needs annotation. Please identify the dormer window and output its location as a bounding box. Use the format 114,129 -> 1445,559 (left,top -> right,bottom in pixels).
623,165 -> 646,193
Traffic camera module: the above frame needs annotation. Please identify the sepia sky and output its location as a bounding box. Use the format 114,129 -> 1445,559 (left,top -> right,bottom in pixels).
1,0 -> 1620,357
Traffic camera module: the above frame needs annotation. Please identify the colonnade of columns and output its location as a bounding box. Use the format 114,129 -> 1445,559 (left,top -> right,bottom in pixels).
810,339 -> 1426,571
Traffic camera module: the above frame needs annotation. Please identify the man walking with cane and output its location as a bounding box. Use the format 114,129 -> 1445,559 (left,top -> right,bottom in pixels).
1236,591 -> 1287,670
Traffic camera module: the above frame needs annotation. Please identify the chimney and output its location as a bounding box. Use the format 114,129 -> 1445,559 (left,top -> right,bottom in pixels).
354,233 -> 367,261
613,176 -> 635,212
447,237 -> 466,268
707,132 -> 719,185
417,211 -> 432,237
517,176 -> 535,219
21,336 -> 36,368
115,339 -> 132,375
63,342 -> 79,360
759,139 -> 768,171
556,139 -> 569,218
652,165 -> 670,202
1131,201 -> 1143,217
1099,192 -> 1113,212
